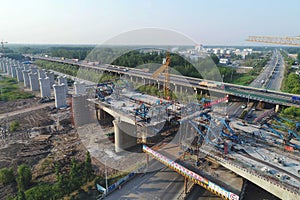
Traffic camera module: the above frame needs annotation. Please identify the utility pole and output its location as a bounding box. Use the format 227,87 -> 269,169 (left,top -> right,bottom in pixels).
105,159 -> 108,195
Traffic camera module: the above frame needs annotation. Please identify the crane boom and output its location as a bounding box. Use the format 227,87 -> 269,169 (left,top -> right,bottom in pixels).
152,52 -> 171,98
246,36 -> 300,46
152,64 -> 167,78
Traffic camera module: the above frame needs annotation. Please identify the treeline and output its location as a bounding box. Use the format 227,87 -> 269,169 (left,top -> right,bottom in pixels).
282,73 -> 300,94
111,50 -> 231,80
50,47 -> 93,60
0,152 -> 94,200
32,47 -> 270,84
282,106 -> 300,118
34,60 -> 117,83
281,51 -> 300,94
244,54 -> 271,76
35,60 -> 79,76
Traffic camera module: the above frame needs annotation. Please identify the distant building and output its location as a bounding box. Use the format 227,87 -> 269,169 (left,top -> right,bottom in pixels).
219,58 -> 230,65
195,44 -> 203,52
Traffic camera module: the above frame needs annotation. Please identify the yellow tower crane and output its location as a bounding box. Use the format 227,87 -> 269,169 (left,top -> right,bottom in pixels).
152,51 -> 171,99
246,36 -> 300,46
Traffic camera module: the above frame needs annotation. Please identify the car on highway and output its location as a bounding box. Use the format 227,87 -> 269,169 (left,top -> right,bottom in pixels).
241,104 -> 246,109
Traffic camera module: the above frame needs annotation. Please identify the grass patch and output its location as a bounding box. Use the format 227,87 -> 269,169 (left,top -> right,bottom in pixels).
231,74 -> 256,86
0,76 -> 34,101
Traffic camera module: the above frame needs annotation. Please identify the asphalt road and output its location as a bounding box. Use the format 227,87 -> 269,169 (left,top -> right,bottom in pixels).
266,52 -> 285,91
105,160 -> 185,200
249,50 -> 278,88
249,49 -> 285,92
226,102 -> 244,118
186,185 -> 220,200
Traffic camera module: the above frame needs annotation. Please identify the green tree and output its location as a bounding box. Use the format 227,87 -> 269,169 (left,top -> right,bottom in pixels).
210,53 -> 219,65
69,158 -> 82,191
84,151 -> 93,182
16,191 -> 26,200
25,184 -> 54,200
17,164 -> 32,191
283,107 -> 300,117
9,120 -> 19,132
0,167 -> 15,185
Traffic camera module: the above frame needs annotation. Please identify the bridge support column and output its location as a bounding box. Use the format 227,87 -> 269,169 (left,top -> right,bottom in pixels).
146,154 -> 149,169
157,81 -> 160,90
174,84 -> 177,93
130,76 -> 133,82
184,177 -> 188,194
72,95 -> 97,127
275,104 -> 280,113
194,88 -> 197,95
257,100 -> 265,109
240,179 -> 248,200
180,86 -> 183,93
96,108 -> 107,120
113,120 -> 137,153
96,108 -> 113,125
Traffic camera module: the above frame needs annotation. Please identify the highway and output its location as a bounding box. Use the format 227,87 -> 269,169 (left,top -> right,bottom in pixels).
250,49 -> 285,91
249,50 -> 278,88
266,51 -> 285,91
27,54 -> 300,107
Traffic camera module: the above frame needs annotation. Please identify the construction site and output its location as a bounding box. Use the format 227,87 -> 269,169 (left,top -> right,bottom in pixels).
0,48 -> 300,200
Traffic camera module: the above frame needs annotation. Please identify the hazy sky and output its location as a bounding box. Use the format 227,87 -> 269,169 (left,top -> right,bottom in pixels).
1,0 -> 299,45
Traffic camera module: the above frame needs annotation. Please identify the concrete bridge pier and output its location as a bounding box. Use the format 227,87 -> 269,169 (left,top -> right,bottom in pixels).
257,100 -> 265,109
113,119 -> 137,153
194,87 -> 197,95
96,108 -> 113,125
275,104 -> 280,113
72,95 -> 97,127
174,84 -> 178,93
239,179 -> 248,200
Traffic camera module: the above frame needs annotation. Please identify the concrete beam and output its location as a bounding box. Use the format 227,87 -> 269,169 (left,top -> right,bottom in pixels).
219,159 -> 299,200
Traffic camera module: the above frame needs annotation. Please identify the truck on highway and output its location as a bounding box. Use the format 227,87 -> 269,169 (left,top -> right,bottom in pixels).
199,81 -> 224,89
291,96 -> 300,104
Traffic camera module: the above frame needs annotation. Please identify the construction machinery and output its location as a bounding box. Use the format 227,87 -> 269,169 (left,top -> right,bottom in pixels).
135,103 -> 150,121
95,82 -> 114,101
152,51 -> 171,99
246,36 -> 300,46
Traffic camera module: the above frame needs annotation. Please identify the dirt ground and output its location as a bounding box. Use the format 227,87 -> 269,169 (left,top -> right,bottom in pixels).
0,98 -> 42,114
0,97 -> 98,200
